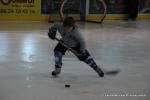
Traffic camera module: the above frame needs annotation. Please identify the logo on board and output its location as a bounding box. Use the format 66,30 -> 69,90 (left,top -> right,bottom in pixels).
0,0 -> 34,5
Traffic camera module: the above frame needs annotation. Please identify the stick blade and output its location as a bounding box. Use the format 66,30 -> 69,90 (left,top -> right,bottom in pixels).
104,69 -> 120,76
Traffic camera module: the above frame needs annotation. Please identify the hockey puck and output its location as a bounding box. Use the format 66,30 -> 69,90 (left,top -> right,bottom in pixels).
65,84 -> 70,88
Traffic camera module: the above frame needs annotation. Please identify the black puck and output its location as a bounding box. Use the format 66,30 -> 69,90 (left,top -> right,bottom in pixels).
65,84 -> 70,88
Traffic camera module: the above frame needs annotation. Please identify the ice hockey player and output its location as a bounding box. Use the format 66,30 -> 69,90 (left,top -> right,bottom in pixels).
48,16 -> 104,77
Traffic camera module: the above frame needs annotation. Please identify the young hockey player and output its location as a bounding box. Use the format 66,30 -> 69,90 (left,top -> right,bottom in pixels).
48,17 -> 104,77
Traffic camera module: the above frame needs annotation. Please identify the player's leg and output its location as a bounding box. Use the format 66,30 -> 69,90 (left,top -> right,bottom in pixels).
52,43 -> 67,76
74,49 -> 104,77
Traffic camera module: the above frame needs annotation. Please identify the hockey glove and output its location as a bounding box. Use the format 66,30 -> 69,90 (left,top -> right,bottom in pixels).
48,28 -> 57,40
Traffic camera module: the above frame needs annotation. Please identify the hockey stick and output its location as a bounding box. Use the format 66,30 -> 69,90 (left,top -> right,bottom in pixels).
55,38 -> 82,56
55,38 -> 120,76
101,67 -> 120,75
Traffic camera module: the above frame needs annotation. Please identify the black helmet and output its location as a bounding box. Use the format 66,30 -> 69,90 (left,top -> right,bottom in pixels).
63,17 -> 75,27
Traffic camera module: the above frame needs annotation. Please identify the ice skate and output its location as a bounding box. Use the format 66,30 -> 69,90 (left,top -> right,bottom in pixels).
51,67 -> 61,77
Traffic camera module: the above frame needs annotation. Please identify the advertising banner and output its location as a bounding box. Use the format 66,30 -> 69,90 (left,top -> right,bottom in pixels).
0,0 -> 41,16
89,0 -> 150,14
